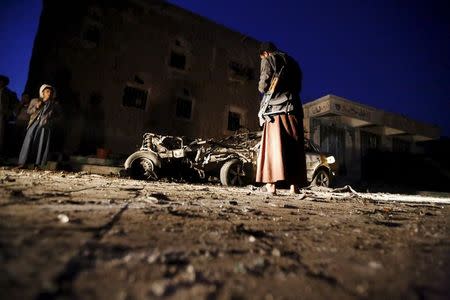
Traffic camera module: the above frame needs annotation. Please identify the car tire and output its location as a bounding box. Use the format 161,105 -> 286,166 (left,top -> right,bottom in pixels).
220,159 -> 249,186
312,169 -> 331,187
125,152 -> 160,180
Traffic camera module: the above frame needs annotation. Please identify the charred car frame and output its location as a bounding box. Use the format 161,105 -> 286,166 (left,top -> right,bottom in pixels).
124,131 -> 336,187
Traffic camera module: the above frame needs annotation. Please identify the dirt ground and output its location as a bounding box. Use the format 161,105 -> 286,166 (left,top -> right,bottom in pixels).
0,168 -> 449,300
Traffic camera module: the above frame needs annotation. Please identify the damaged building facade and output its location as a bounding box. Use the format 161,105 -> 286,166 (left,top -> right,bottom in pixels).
303,95 -> 440,181
25,0 -> 261,155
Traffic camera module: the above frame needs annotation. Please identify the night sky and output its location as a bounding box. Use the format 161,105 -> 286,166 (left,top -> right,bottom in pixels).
1,0 -> 449,136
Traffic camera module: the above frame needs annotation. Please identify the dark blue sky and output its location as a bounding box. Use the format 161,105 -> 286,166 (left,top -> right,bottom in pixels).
1,0 -> 449,136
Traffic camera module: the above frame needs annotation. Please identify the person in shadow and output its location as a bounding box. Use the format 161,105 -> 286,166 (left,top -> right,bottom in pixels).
17,84 -> 61,168
0,75 -> 19,159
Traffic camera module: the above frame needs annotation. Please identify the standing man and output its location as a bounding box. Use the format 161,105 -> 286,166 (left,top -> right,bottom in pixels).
256,42 -> 307,195
0,75 -> 19,158
18,84 -> 61,168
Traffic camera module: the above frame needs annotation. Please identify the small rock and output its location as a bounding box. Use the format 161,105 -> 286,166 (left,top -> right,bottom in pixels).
356,283 -> 368,295
186,265 -> 195,274
147,250 -> 160,264
150,281 -> 168,297
283,204 -> 299,209
57,214 -> 69,223
184,265 -> 196,282
248,236 -> 256,243
368,261 -> 383,270
271,248 -> 281,257
297,193 -> 306,200
11,190 -> 24,197
123,254 -> 133,263
145,196 -> 171,205
4,176 -> 16,182
143,196 -> 159,204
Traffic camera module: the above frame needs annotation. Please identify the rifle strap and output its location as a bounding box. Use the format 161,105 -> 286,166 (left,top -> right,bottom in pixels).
268,52 -> 287,74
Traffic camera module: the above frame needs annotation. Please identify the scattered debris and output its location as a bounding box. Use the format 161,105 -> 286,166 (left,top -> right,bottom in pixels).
297,193 -> 306,200
283,204 -> 299,209
142,196 -> 160,204
2,175 -> 16,182
147,249 -> 161,264
10,189 -> 24,198
235,223 -> 271,239
368,261 -> 383,270
1,168 -> 449,299
142,193 -> 171,205
373,220 -> 403,227
120,186 -> 145,191
57,214 -> 70,223
271,248 -> 281,257
332,185 -> 359,194
245,257 -> 268,276
150,280 -> 168,297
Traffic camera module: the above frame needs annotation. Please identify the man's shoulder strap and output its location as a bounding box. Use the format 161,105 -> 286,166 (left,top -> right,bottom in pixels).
269,52 -> 288,72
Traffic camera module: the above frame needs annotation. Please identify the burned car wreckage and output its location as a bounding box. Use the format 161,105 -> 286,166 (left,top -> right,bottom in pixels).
124,131 -> 337,187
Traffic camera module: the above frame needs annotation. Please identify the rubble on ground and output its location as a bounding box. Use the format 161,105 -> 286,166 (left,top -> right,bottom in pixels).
0,168 -> 449,299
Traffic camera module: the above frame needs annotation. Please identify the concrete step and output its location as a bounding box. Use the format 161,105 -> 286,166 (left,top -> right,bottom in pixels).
67,155 -> 124,176
2,156 -> 124,176
69,163 -> 123,176
69,155 -> 123,166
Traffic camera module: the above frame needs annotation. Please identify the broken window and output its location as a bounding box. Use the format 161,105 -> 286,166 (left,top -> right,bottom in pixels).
176,97 -> 192,120
168,38 -> 189,72
122,86 -> 148,110
169,51 -> 186,70
229,61 -> 254,81
227,111 -> 241,131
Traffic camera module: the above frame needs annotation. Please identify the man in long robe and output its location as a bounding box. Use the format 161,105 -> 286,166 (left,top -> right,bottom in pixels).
18,84 -> 60,167
256,42 -> 307,195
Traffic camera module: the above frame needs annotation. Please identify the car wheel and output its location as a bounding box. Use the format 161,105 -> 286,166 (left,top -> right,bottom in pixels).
220,159 -> 249,186
312,169 -> 330,187
129,155 -> 159,180
139,157 -> 158,180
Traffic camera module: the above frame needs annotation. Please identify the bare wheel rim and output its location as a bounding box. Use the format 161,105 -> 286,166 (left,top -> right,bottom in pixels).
140,158 -> 157,180
316,171 -> 329,187
228,163 -> 244,186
